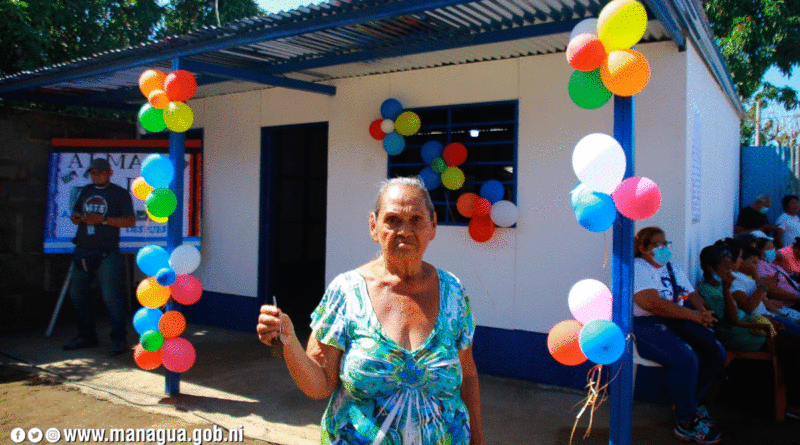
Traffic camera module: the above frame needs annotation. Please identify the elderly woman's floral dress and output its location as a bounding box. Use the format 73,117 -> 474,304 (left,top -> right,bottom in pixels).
310,268 -> 475,445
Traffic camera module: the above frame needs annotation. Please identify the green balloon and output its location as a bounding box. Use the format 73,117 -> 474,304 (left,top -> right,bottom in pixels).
146,188 -> 178,218
141,330 -> 164,352
431,157 -> 447,174
138,104 -> 167,133
568,69 -> 612,110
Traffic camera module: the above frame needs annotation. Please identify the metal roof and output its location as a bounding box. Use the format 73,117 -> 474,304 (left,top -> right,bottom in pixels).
0,0 -> 743,115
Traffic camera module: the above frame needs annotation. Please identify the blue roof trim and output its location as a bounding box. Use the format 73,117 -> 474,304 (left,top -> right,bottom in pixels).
640,0 -> 685,50
176,58 -> 335,95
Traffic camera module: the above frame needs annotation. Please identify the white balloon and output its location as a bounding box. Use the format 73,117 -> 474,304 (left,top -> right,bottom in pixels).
490,200 -> 519,228
380,119 -> 395,134
572,133 -> 626,195
169,245 -> 201,275
568,279 -> 613,325
570,18 -> 598,40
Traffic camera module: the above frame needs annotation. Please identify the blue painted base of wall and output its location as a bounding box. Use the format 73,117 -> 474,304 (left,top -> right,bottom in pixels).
188,293 -> 669,404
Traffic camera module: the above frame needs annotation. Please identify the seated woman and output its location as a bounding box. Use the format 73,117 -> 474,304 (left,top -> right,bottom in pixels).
751,232 -> 800,307
776,236 -> 800,276
633,227 -> 725,444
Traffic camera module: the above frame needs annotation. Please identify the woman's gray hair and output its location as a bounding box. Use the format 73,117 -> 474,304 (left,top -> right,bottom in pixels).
373,177 -> 435,219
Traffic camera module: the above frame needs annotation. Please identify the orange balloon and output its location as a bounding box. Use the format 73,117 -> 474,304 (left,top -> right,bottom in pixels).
456,192 -> 479,218
468,215 -> 495,242
139,70 -> 166,99
131,176 -> 154,201
137,277 -> 171,308
148,89 -> 170,109
600,49 -> 650,96
547,320 -> 588,366
472,197 -> 492,217
133,343 -> 162,370
159,311 -> 186,339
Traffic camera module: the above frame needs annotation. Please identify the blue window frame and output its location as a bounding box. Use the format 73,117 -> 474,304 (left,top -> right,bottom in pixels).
387,100 -> 518,225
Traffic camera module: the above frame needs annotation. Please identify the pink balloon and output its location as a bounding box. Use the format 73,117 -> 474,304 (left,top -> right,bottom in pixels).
568,279 -> 612,324
612,176 -> 661,220
161,337 -> 196,373
170,274 -> 203,305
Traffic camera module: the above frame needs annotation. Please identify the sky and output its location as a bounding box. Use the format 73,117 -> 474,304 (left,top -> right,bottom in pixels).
760,66 -> 800,130
256,0 -> 324,14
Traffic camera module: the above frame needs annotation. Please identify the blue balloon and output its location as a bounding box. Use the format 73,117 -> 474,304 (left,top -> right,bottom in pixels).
141,154 -> 174,189
156,267 -> 177,286
136,244 -> 171,277
573,188 -> 616,232
133,307 -> 163,335
418,167 -> 441,190
420,141 -> 444,164
383,132 -> 405,156
579,319 -> 625,365
380,98 -> 404,120
480,179 -> 505,204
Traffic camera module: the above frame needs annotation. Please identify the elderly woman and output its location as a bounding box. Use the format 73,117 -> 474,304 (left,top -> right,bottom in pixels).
777,237 -> 800,276
632,227 -> 725,444
776,195 -> 800,248
257,177 -> 485,445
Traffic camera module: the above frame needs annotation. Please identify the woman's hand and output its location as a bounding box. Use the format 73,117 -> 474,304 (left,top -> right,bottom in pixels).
257,304 -> 296,346
720,270 -> 735,289
693,309 -> 717,327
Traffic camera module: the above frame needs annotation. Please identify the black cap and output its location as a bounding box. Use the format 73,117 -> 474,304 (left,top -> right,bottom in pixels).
84,158 -> 111,177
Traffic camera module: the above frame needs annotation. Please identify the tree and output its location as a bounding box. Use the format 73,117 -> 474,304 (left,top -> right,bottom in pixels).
159,0 -> 263,37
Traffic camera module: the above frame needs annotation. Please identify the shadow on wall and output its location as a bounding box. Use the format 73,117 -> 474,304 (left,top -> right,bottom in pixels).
739,145 -> 800,223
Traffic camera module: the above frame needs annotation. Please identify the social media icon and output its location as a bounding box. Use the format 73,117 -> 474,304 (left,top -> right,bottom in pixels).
45,428 -> 61,443
28,427 -> 44,443
10,428 -> 26,443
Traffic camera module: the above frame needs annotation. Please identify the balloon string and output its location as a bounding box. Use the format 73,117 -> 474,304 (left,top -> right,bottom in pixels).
602,231 -> 609,269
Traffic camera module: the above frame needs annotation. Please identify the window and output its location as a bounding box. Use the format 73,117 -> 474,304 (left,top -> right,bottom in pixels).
387,101 -> 518,225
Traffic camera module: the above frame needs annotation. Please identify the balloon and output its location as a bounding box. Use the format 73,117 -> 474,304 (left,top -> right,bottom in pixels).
171,274 -> 203,305
572,133 -> 626,194
133,307 -> 163,335
136,277 -> 171,308
612,176 -> 661,220
480,179 -> 505,204
547,320 -> 588,366
138,103 -> 166,133
140,329 -> 164,352
579,319 -> 625,365
141,153 -> 174,189
394,111 -> 421,136
169,245 -> 202,275
369,119 -> 386,140
456,192 -> 479,218
570,182 -> 589,209
159,311 -> 186,339
600,49 -> 650,96
146,188 -> 178,218
597,0 -> 648,52
156,267 -> 177,287
136,244 -> 170,277
148,89 -> 169,109
441,167 -> 465,190
161,337 -> 196,373
431,157 -> 447,174
147,210 -> 168,224
568,69 -> 612,110
133,343 -> 162,370
383,132 -> 405,155
380,98 -> 404,120
490,200 -> 519,227
164,70 -> 197,102
139,70 -> 166,98
570,18 -> 598,40
567,34 -> 607,72
568,279 -> 613,324
418,167 -> 441,190
472,197 -> 492,217
442,143 -> 467,166
131,177 -> 154,201
421,141 -> 444,164
163,101 -> 194,133
468,216 -> 495,242
380,119 -> 395,134
573,189 -> 617,232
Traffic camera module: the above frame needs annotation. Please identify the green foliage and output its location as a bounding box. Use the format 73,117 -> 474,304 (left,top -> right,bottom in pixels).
159,0 -> 263,37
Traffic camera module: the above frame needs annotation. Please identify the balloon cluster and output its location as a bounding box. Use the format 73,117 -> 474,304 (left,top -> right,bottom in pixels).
547,279 -> 625,366
456,180 -> 519,242
417,141 -> 468,191
130,154 -> 179,222
566,0 -> 651,109
132,243 -> 203,373
369,98 -> 421,155
138,69 -> 197,133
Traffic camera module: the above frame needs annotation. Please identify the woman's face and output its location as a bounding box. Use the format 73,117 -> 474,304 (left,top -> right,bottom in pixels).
787,198 -> 800,216
732,254 -> 743,271
740,255 -> 759,275
639,232 -> 667,263
370,185 -> 437,259
761,240 -> 775,259
712,256 -> 734,281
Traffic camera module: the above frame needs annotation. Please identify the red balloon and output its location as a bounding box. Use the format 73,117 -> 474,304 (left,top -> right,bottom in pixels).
472,197 -> 492,217
468,216 -> 495,242
134,344 -> 162,370
547,320 -> 588,366
567,33 -> 607,72
164,70 -> 197,102
170,274 -> 202,305
369,118 -> 386,140
161,337 -> 196,373
442,143 -> 467,167
456,192 -> 479,218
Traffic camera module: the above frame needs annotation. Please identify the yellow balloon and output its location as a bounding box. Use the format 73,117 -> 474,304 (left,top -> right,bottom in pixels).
597,0 -> 647,52
441,167 -> 465,190
136,277 -> 171,308
146,209 -> 168,223
394,111 -> 421,136
131,176 -> 154,201
163,102 -> 194,133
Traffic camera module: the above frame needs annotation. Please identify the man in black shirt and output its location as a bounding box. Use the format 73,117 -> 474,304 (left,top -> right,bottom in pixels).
735,194 -> 783,243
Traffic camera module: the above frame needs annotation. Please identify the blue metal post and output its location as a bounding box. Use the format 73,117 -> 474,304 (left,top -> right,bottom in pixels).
165,58 -> 186,397
610,95 -> 635,445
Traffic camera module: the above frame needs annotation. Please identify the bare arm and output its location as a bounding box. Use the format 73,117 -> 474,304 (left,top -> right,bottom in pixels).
459,347 -> 485,445
686,290 -> 709,311
730,289 -> 766,314
634,289 -> 714,326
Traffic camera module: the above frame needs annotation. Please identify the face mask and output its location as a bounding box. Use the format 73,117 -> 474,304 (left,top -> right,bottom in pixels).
760,207 -> 769,214
712,273 -> 722,283
765,249 -> 777,262
652,246 -> 672,266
